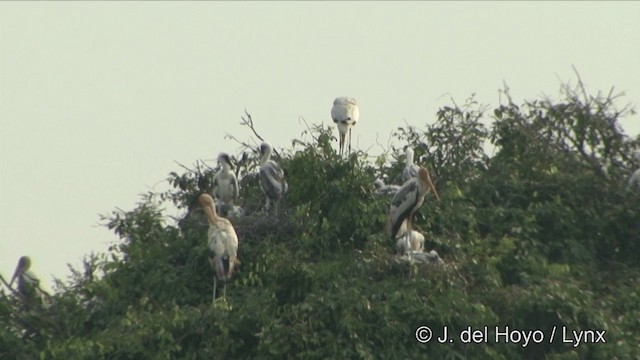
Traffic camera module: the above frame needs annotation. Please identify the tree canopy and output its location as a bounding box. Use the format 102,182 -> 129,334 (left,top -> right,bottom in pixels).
2,80 -> 639,359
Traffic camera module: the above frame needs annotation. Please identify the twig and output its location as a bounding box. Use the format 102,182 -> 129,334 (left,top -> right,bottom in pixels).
0,274 -> 19,296
174,161 -> 196,173
241,110 -> 265,143
224,133 -> 255,150
298,115 -> 319,144
199,160 -> 216,172
572,64 -> 590,105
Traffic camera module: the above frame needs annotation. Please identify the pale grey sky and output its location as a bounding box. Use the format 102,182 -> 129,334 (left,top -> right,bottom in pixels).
1,2 -> 639,291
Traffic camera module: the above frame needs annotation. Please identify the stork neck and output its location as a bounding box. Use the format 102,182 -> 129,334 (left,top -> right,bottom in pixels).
260,150 -> 272,165
204,204 -> 219,225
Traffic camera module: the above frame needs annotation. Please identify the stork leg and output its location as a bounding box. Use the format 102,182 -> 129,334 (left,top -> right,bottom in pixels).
265,198 -> 271,215
222,280 -> 227,300
348,127 -> 352,155
213,276 -> 217,303
406,216 -> 413,253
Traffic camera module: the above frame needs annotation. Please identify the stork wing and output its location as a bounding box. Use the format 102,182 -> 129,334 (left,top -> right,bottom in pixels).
390,180 -> 417,208
212,172 -> 221,197
260,162 -> 287,199
232,175 -> 239,199
388,180 -> 420,239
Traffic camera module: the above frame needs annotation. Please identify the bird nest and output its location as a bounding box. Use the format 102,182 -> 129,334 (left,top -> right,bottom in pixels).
231,213 -> 301,245
181,205 -> 301,246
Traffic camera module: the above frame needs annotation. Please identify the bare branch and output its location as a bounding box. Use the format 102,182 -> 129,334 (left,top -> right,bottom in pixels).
241,109 -> 265,143
224,133 -> 256,151
0,274 -> 19,296
199,160 -> 216,172
298,115 -> 320,144
572,64 -> 590,105
173,161 -> 196,173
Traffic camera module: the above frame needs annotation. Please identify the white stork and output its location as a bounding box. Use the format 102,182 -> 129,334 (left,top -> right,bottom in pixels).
374,178 -> 401,196
217,203 -> 245,219
395,230 -> 425,255
402,250 -> 444,265
387,167 -> 439,252
213,153 -> 240,217
402,147 -> 420,183
10,256 -> 48,304
331,97 -> 360,156
259,141 -> 288,215
198,193 -> 239,302
213,152 -> 239,206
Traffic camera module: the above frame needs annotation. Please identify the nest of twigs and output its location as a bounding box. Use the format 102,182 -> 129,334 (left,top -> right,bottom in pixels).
180,203 -> 302,247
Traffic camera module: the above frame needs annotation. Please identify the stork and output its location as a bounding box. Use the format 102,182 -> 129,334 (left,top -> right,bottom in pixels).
402,250 -> 444,265
387,167 -> 439,253
213,152 -> 239,206
198,193 -> 239,302
395,230 -> 425,255
402,147 -> 420,183
331,97 -> 360,156
259,141 -> 288,215
10,256 -> 48,305
374,178 -> 401,196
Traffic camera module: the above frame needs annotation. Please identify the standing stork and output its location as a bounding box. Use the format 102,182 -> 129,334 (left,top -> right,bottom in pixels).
198,193 -> 239,302
213,152 -> 239,205
10,256 -> 48,305
387,167 -> 439,252
259,141 -> 288,215
331,97 -> 360,156
402,147 -> 420,183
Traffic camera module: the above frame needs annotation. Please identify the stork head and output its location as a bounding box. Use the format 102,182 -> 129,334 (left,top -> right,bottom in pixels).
427,250 -> 445,265
260,142 -> 270,154
10,256 -> 31,286
259,142 -> 273,163
217,152 -> 234,170
259,142 -> 272,156
418,167 -> 440,200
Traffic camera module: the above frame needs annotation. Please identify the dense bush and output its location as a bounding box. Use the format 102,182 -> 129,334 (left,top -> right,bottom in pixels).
2,80 -> 639,359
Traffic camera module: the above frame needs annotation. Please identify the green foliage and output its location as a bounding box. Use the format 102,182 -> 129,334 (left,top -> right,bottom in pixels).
2,79 -> 640,359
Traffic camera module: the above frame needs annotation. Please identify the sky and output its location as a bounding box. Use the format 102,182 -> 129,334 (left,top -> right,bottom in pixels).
1,2 -> 639,292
